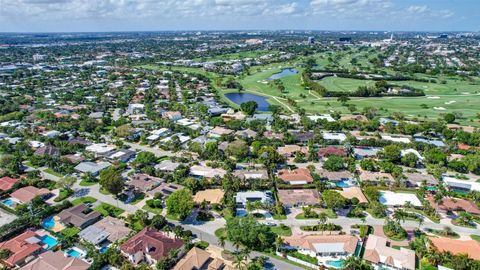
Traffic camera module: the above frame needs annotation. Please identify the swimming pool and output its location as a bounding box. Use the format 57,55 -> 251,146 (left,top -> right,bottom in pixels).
99,246 -> 108,253
2,198 -> 14,207
66,248 -> 84,258
325,259 -> 345,269
40,235 -> 58,249
42,216 -> 55,229
335,181 -> 350,188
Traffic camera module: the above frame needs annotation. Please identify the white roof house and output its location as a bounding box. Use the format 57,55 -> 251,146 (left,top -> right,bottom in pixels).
443,176 -> 480,192
235,191 -> 273,207
381,134 -> 411,144
323,132 -> 347,142
378,191 -> 422,207
307,114 -> 335,122
86,143 -> 116,154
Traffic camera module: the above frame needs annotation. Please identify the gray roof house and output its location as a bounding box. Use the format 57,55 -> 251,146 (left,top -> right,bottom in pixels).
74,161 -> 111,176
58,204 -> 102,229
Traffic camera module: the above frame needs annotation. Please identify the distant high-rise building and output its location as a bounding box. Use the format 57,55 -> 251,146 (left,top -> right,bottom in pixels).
339,37 -> 352,43
308,36 -> 315,44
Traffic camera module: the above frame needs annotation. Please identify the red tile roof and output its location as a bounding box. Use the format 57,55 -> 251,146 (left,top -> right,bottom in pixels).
0,177 -> 18,191
10,186 -> 50,203
120,227 -> 183,262
427,196 -> 480,215
318,146 -> 347,157
277,168 -> 313,183
0,230 -> 42,267
429,237 -> 480,260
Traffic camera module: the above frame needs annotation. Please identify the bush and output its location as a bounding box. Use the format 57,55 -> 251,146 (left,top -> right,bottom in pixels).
300,223 -> 342,231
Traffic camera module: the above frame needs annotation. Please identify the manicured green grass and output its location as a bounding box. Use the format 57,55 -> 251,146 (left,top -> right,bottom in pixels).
214,227 -> 227,238
94,202 -> 124,217
271,225 -> 292,236
166,213 -> 181,221
471,234 -> 480,242
71,196 -> 97,206
142,204 -> 163,215
79,179 -> 97,186
99,187 -> 111,195
44,168 -> 63,177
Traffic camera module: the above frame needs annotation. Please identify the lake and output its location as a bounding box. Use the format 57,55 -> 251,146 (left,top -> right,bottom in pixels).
267,68 -> 298,80
224,93 -> 270,111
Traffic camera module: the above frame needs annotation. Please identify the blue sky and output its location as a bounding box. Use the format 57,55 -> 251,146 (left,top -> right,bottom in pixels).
0,0 -> 479,32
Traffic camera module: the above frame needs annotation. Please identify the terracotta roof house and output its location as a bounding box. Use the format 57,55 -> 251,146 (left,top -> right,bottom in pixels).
10,186 -> 50,203
427,196 -> 480,215
363,235 -> 415,270
0,176 -> 18,191
172,247 -> 223,270
57,204 -> 102,229
0,230 -> 43,267
20,250 -> 89,270
277,145 -> 308,157
277,168 -> 313,185
277,189 -> 320,207
209,126 -> 234,137
120,227 -> 184,265
428,237 -> 480,260
336,187 -> 368,204
318,146 -> 347,158
282,234 -> 359,258
33,145 -> 59,157
193,189 -> 225,204
128,174 -> 163,193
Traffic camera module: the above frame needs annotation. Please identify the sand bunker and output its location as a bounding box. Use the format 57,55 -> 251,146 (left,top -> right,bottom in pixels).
434,107 -> 446,110
427,96 -> 440,99
445,101 -> 456,105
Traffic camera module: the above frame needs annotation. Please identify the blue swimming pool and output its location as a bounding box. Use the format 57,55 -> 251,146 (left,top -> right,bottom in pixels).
325,259 -> 345,269
40,235 -> 58,249
99,246 -> 108,253
335,181 -> 350,188
42,216 -> 55,229
66,248 -> 82,258
2,198 -> 14,207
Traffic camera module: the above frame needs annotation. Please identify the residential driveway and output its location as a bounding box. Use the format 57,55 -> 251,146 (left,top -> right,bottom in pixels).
0,209 -> 16,226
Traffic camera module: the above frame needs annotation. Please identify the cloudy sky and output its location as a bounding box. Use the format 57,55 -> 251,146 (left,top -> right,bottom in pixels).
0,0 -> 479,32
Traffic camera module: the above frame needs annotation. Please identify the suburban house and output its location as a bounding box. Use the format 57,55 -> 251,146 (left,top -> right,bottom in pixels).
353,147 -> 381,160
10,186 -> 51,204
173,247 -> 226,270
85,143 -> 117,156
318,146 -> 347,158
277,189 -> 320,207
20,250 -> 90,270
428,237 -> 480,261
33,145 -> 60,157
58,204 -> 102,229
282,234 -> 359,258
120,227 -> 184,265
277,145 -> 308,157
277,168 -> 314,185
147,182 -> 184,199
233,169 -> 269,181
317,170 -> 354,182
190,165 -> 226,179
322,132 -> 347,142
0,230 -> 43,267
193,189 -> 225,205
79,216 -> 132,246
363,235 -> 416,270
359,171 -> 395,184
427,196 -> 480,215
74,161 -> 111,176
442,176 -> 480,192
128,174 -> 163,193
235,191 -> 273,208
105,149 -> 136,163
404,173 -> 438,187
208,126 -> 234,138
0,176 -> 18,191
336,187 -> 368,204
155,160 -> 181,172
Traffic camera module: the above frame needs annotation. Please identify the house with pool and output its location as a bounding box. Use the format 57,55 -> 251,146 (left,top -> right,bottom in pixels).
281,234 -> 360,268
317,170 -> 356,188
57,204 -> 102,229
363,235 -> 415,270
3,186 -> 51,208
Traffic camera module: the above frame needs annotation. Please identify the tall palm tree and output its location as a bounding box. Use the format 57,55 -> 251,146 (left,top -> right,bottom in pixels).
218,235 -> 226,249
233,251 -> 246,270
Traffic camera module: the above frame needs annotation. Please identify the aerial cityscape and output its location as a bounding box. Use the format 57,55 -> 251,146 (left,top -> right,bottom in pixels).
1,1 -> 480,270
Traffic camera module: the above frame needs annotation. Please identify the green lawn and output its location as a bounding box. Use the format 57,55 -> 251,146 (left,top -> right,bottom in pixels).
271,225 -> 292,236
79,179 -> 97,186
142,204 -> 163,215
471,235 -> 480,242
71,196 -> 97,206
94,202 -> 125,217
44,168 -> 63,177
214,227 -> 227,238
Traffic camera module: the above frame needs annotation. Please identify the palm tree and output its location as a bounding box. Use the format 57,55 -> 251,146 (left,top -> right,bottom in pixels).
417,216 -> 424,229
218,235 -> 226,249
318,212 -> 328,225
233,251 -> 246,270
274,236 -> 284,252
342,256 -> 362,270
